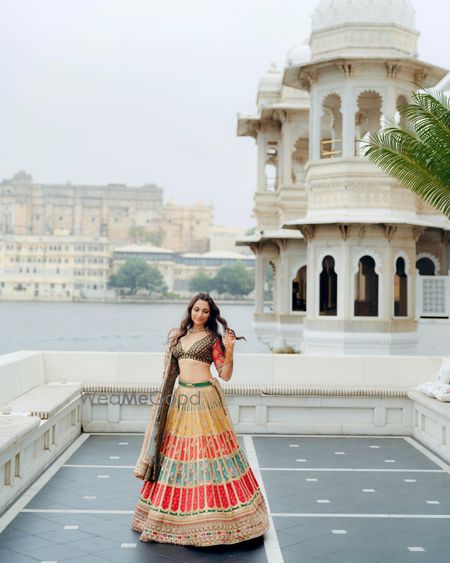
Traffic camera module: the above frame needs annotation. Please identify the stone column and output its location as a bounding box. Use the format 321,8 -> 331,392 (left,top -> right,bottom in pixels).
342,85 -> 356,157
306,239 -> 317,319
253,245 -> 264,314
281,117 -> 293,188
310,93 -> 321,160
381,245 -> 392,320
277,240 -> 290,314
256,133 -> 268,192
340,239 -> 351,319
270,255 -> 279,313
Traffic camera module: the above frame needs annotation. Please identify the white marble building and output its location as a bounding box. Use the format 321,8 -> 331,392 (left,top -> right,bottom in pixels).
237,0 -> 450,354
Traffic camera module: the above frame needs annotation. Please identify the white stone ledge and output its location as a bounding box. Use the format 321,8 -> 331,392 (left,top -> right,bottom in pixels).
0,397 -> 81,514
408,390 -> 450,465
407,390 -> 450,418
6,383 -> 81,420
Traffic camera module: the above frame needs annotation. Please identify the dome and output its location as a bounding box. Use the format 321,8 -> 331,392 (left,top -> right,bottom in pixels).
258,63 -> 282,93
286,44 -> 311,68
311,0 -> 416,32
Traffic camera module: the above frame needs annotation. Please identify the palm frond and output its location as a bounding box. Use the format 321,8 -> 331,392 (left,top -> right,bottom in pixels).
366,125 -> 450,189
363,90 -> 450,218
398,92 -> 450,149
414,89 -> 450,127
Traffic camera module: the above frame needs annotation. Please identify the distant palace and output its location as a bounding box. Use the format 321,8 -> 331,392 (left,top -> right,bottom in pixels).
0,172 -> 252,300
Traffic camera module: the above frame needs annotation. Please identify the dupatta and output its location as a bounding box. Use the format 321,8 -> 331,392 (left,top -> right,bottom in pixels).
134,342 -> 179,482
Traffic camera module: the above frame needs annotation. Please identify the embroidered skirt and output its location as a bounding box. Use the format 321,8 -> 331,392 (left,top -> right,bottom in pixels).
131,378 -> 270,546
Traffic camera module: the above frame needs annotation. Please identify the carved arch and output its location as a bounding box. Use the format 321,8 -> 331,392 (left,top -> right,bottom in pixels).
318,90 -> 344,108
317,249 -> 340,276
352,249 -> 382,275
392,250 -> 411,275
290,260 -> 307,281
355,88 -> 385,115
416,252 -> 440,275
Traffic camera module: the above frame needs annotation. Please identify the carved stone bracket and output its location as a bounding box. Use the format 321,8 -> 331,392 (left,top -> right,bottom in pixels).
300,69 -> 318,91
386,62 -> 401,78
337,62 -> 352,77
249,242 -> 261,255
273,109 -> 287,123
413,226 -> 425,242
384,224 -> 398,242
249,122 -> 261,137
274,239 -> 288,253
338,224 -> 349,240
414,68 -> 428,85
260,120 -> 281,133
299,225 -> 315,241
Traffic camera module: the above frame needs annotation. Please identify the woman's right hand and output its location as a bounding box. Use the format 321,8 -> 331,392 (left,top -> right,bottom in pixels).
134,461 -> 148,480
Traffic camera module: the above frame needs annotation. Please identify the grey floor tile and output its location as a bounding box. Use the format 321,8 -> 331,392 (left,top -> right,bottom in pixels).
280,543 -> 323,563
95,544 -> 157,562
34,528 -> 95,545
64,534 -> 119,553
63,555 -> 112,563
16,542 -> 90,561
102,527 -> 145,543
254,436 -> 440,470
77,519 -> 129,537
319,547 -> 388,563
0,531 -> 57,552
377,553 -> 450,563
9,514 -> 63,535
0,547 -> 40,563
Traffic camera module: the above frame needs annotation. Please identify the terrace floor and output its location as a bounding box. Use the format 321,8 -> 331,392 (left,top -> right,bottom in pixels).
1,433 -> 450,562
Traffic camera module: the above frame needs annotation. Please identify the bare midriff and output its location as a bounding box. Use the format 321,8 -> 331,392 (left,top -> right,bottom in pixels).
177,358 -> 214,384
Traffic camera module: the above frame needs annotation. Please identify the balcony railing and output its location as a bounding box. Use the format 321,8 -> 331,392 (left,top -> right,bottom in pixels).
320,138 -> 342,158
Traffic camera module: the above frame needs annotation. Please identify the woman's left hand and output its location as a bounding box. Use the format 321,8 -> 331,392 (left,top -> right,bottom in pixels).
223,329 -> 236,351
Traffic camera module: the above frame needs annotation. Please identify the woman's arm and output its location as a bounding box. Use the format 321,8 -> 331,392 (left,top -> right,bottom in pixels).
212,330 -> 236,382
219,347 -> 234,382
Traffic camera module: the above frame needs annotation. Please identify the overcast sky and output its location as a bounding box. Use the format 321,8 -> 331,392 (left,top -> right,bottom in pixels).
1,0 -> 448,228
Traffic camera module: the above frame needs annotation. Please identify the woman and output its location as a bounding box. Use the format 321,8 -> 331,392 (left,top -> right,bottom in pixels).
131,292 -> 270,546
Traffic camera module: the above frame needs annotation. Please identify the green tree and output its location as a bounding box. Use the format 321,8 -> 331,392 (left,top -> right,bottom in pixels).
108,258 -> 167,296
363,90 -> 450,218
213,261 -> 254,297
189,271 -> 215,293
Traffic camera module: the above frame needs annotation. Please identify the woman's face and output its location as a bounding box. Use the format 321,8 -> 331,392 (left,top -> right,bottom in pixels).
191,299 -> 210,327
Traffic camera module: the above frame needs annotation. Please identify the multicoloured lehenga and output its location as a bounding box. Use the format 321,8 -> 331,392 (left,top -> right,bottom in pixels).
131,377 -> 269,546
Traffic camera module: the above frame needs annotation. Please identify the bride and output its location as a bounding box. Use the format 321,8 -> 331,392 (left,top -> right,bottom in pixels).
131,291 -> 269,546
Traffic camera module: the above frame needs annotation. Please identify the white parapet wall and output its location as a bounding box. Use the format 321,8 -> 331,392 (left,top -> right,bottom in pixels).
38,350 -> 443,387
408,389 -> 450,465
0,350 -> 449,513
0,351 -> 82,514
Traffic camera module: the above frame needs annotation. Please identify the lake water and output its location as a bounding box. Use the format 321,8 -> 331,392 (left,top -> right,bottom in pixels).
0,301 -> 269,356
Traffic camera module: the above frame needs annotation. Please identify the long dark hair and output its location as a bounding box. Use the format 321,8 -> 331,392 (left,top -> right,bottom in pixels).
167,292 -> 246,354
